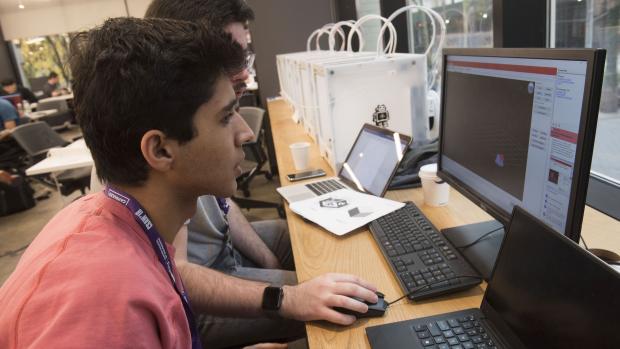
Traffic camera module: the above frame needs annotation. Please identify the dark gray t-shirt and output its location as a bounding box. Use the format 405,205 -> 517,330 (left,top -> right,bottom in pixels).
186,195 -> 230,267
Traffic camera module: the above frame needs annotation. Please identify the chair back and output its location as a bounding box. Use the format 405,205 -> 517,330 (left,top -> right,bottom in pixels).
11,121 -> 68,157
239,107 -> 265,143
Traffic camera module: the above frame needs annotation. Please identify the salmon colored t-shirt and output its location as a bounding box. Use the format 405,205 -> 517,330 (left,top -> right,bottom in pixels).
0,192 -> 192,349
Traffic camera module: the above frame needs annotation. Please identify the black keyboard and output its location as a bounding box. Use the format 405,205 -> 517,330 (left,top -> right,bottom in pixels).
369,202 -> 481,300
305,179 -> 345,196
413,314 -> 498,349
366,308 -> 505,349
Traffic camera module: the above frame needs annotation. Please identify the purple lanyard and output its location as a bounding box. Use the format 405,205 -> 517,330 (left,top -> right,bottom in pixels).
104,186 -> 201,349
216,197 -> 230,215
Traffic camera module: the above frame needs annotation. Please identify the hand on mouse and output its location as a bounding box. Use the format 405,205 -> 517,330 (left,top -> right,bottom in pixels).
279,273 -> 378,325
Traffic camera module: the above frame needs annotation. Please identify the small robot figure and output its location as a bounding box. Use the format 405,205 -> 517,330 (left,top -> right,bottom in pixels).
373,104 -> 390,128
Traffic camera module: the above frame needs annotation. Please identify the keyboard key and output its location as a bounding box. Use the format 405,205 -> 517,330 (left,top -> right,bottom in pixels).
433,336 -> 445,344
414,324 -> 428,332
432,281 -> 450,289
458,334 -> 469,342
448,319 -> 459,328
427,323 -> 441,336
451,345 -> 463,349
453,327 -> 464,335
463,342 -> 475,349
436,320 -> 450,331
421,338 -> 434,346
447,337 -> 459,346
417,331 -> 430,339
442,330 -> 455,338
438,344 -> 450,349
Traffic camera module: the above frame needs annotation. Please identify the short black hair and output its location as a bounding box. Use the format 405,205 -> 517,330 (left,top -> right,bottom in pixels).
70,17 -> 244,186
145,0 -> 254,28
1,78 -> 15,86
48,71 -> 58,79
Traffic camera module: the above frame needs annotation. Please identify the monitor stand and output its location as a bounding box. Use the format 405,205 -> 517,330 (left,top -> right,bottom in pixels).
442,220 -> 505,280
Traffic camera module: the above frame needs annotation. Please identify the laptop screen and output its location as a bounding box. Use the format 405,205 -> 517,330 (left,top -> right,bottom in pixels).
484,207 -> 620,348
339,124 -> 410,196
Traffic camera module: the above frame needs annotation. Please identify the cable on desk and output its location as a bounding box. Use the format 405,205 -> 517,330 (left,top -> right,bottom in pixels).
454,227 -> 504,250
387,274 -> 483,306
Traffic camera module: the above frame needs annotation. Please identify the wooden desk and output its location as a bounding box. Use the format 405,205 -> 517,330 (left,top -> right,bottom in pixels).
266,98 -> 620,348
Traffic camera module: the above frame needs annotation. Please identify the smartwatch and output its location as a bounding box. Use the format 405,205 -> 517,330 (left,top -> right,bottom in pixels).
262,286 -> 284,317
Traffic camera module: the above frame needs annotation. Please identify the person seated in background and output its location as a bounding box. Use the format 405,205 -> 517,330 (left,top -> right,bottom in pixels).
0,98 -> 19,130
0,78 -> 38,104
41,71 -> 68,98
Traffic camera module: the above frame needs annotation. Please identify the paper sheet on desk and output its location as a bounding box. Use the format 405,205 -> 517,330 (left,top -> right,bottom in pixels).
289,189 -> 404,236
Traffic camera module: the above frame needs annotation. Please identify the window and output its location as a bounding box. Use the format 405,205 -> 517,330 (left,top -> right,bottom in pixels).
551,0 -> 620,186
355,0 -> 383,51
11,34 -> 73,92
407,0 -> 493,51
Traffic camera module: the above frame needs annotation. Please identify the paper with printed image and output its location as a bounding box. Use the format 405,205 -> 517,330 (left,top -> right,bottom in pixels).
289,189 -> 405,236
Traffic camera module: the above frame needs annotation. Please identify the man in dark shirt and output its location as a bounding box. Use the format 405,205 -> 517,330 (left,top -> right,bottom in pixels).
0,78 -> 38,104
42,72 -> 62,98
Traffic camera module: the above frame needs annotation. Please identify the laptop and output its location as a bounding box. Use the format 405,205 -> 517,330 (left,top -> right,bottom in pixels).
277,123 -> 411,203
366,206 -> 620,349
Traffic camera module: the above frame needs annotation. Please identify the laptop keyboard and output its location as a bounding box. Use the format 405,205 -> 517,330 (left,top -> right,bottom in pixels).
305,179 -> 346,196
413,314 -> 498,349
369,202 -> 481,300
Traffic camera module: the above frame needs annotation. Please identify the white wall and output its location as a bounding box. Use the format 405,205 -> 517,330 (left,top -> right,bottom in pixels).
0,0 -> 149,40
126,0 -> 150,18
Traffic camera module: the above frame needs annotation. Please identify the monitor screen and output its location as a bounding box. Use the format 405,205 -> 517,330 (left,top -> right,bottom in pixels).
438,49 -> 605,241
484,206 -> 620,348
340,125 -> 410,196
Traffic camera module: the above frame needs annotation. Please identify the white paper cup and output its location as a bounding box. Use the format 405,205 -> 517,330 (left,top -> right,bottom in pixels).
289,142 -> 310,171
419,163 -> 450,207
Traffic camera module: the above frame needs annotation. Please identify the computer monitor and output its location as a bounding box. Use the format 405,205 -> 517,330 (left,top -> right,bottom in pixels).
437,48 -> 606,278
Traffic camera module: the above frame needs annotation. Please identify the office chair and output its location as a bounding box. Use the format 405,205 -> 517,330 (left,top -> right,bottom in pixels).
28,76 -> 48,98
11,122 -> 90,196
36,99 -> 74,130
238,107 -> 274,197
233,107 -> 284,218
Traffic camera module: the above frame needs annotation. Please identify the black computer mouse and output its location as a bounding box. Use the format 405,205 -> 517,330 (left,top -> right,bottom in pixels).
334,291 -> 389,318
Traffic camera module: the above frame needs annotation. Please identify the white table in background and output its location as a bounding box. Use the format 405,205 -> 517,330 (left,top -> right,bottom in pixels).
25,139 -> 93,176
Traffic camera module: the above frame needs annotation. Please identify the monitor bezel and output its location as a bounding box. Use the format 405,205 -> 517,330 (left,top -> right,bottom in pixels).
437,48 -> 606,242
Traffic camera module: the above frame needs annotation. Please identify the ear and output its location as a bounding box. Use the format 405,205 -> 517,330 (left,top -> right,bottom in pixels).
140,130 -> 178,173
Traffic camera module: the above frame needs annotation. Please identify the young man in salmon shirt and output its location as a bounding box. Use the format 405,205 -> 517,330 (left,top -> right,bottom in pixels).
0,18 -> 251,348
0,14 -> 380,349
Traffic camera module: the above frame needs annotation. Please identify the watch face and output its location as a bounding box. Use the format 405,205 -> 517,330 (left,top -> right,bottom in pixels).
262,286 -> 283,310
